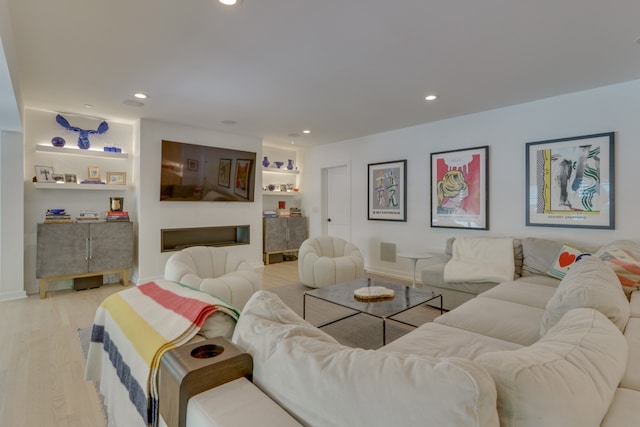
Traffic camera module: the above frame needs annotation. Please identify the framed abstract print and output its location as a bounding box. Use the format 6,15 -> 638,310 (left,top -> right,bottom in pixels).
431,146 -> 488,229
525,132 -> 614,229
234,159 -> 253,199
368,160 -> 407,221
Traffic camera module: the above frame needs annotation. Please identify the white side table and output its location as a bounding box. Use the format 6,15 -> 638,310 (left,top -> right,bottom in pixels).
397,253 -> 433,288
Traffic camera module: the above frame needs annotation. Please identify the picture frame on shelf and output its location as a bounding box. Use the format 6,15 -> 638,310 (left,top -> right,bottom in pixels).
64,173 -> 77,184
234,159 -> 253,199
87,166 -> 101,181
525,132 -> 614,229
218,158 -> 231,187
34,165 -> 55,183
430,145 -> 489,230
367,159 -> 407,221
106,172 -> 126,185
52,173 -> 65,183
187,159 -> 198,171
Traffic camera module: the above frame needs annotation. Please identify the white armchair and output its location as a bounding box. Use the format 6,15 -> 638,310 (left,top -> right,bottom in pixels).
164,246 -> 261,310
297,236 -> 365,288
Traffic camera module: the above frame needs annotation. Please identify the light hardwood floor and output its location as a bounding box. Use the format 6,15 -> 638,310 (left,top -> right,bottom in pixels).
0,261 -> 300,427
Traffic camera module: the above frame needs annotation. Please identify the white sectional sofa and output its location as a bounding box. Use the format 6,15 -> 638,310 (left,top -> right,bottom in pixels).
171,240 -> 640,426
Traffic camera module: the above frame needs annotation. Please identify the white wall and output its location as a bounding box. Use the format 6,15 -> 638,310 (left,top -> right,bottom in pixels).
0,130 -> 25,300
136,119 -> 264,283
300,79 -> 640,281
22,109 -> 136,294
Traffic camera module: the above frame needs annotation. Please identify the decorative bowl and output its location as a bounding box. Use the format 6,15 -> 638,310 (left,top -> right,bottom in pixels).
49,209 -> 65,215
274,161 -> 285,168
51,136 -> 65,147
267,184 -> 275,191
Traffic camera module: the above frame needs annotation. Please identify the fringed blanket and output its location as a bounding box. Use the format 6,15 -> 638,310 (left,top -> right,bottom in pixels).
84,280 -> 240,427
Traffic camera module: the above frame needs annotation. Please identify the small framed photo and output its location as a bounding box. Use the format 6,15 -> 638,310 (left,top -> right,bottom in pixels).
187,159 -> 199,171
52,173 -> 65,183
64,173 -> 77,184
218,158 -> 231,187
368,159 -> 407,221
525,132 -> 614,229
431,146 -> 489,230
87,166 -> 100,181
34,165 -> 55,183
106,172 -> 127,185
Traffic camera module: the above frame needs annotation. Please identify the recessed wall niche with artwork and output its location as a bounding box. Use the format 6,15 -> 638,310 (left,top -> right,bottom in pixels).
160,140 -> 257,202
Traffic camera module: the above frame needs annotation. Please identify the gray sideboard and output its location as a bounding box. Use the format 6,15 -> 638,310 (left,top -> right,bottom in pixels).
263,217 -> 308,264
36,222 -> 134,298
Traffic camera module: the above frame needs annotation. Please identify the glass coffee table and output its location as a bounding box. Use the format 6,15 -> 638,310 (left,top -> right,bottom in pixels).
303,278 -> 443,345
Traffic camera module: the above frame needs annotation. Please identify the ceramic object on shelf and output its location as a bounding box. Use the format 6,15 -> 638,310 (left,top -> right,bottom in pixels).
262,156 -> 270,167
287,159 -> 294,170
274,161 -> 285,168
51,136 -> 65,147
267,184 -> 276,191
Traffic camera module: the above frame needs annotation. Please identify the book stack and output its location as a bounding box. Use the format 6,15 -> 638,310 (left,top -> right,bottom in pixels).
44,209 -> 73,223
106,211 -> 130,222
290,207 -> 302,217
263,209 -> 278,218
76,210 -> 102,222
278,208 -> 291,217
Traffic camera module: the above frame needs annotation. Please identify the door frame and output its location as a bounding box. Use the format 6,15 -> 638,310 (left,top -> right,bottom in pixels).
321,162 -> 351,239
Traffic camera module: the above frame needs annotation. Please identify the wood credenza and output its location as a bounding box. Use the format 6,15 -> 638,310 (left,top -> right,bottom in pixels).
36,222 -> 134,298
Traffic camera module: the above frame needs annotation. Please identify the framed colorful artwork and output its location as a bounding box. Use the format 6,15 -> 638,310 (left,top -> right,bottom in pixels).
218,158 -> 231,187
106,172 -> 126,185
525,132 -> 614,229
367,160 -> 407,221
430,146 -> 489,229
87,166 -> 101,181
234,159 -> 253,199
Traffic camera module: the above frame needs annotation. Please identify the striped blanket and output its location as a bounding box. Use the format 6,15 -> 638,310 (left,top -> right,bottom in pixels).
84,280 -> 240,427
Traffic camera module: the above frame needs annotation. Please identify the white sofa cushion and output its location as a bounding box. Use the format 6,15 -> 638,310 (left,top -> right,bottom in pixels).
478,280 -> 558,309
600,388 -> 640,427
434,297 -> 545,346
233,291 -> 500,427
477,308 -> 628,427
540,257 -> 630,336
381,322 -> 522,359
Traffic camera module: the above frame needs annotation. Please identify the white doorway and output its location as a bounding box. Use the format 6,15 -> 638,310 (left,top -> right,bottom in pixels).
322,164 -> 350,240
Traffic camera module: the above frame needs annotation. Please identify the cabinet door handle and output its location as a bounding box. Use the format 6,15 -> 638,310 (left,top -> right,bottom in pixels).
88,237 -> 93,260
85,237 -> 90,260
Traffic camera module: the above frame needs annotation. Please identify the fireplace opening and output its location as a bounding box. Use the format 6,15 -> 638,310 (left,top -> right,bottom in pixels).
161,225 -> 250,252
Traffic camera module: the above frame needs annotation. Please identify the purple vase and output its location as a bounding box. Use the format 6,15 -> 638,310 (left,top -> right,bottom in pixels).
287,159 -> 294,170
262,156 -> 270,167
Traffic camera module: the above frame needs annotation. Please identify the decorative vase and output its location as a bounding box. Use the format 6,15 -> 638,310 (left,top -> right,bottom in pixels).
262,156 -> 270,167
287,159 -> 294,170
51,136 -> 65,147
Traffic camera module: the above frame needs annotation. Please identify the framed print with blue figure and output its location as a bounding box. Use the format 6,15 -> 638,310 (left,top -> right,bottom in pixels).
368,160 -> 407,221
526,132 -> 614,229
431,146 -> 489,230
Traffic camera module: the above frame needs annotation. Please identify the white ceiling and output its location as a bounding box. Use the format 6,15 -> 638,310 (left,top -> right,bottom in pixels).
5,0 -> 640,147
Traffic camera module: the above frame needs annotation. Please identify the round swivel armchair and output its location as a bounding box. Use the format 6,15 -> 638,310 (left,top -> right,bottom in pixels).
298,236 -> 365,288
164,246 -> 261,310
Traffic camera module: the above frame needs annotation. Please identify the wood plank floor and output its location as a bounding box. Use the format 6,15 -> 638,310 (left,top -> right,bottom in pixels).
0,261 -> 300,427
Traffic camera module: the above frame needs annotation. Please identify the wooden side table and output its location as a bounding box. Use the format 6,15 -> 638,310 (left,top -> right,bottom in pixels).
159,337 -> 253,427
397,253 -> 433,287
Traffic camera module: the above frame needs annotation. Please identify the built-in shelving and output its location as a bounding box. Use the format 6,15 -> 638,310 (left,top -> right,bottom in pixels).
262,191 -> 301,196
262,167 -> 299,175
35,144 -> 128,159
34,183 -> 129,191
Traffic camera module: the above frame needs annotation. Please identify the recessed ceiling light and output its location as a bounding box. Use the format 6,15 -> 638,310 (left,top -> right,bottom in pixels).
84,104 -> 93,108
134,93 -> 148,99
425,94 -> 438,101
219,0 -> 241,5
290,141 -> 295,145
302,129 -> 311,134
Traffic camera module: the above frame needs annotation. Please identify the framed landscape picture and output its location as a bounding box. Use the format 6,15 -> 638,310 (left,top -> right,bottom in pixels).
525,132 -> 614,229
368,160 -> 407,221
431,146 -> 489,229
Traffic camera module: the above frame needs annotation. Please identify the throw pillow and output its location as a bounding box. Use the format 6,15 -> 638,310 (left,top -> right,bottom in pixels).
595,240 -> 640,296
546,243 -> 591,279
540,257 -> 630,336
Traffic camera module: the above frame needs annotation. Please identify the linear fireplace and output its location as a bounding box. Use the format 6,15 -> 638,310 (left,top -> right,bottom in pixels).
161,225 -> 250,252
